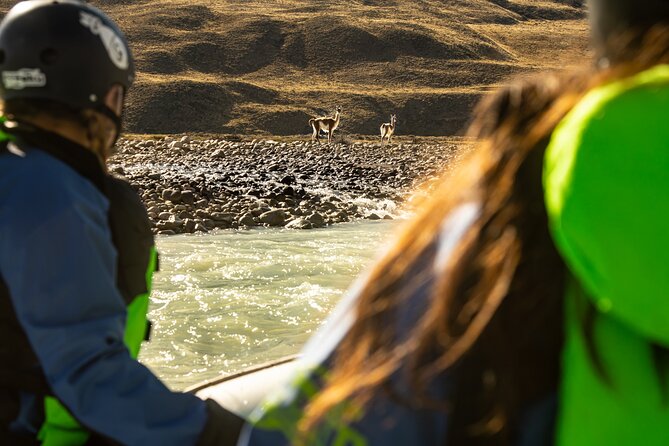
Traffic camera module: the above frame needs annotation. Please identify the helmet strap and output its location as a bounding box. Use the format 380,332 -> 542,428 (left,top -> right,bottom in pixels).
95,104 -> 123,147
78,104 -> 123,157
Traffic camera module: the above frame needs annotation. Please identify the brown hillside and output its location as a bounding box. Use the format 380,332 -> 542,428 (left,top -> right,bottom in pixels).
0,0 -> 589,136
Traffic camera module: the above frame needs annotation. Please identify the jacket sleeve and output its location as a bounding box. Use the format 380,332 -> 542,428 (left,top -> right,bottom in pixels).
544,80 -> 669,345
0,167 -> 208,446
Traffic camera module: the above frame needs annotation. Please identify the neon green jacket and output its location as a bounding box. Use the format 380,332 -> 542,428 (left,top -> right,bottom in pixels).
38,249 -> 157,446
545,64 -> 669,445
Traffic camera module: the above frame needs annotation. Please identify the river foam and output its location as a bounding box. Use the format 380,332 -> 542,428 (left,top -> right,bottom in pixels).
139,220 -> 398,390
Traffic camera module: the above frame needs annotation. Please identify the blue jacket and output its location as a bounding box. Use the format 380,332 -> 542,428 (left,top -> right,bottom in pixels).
0,142 -> 207,445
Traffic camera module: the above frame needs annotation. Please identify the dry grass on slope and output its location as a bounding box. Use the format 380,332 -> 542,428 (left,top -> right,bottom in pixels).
0,0 -> 589,136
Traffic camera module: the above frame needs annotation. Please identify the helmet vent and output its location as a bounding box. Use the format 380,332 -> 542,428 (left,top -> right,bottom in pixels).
40,48 -> 58,66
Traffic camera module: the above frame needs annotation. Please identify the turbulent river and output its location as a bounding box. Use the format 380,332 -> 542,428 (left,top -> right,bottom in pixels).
139,220 -> 398,390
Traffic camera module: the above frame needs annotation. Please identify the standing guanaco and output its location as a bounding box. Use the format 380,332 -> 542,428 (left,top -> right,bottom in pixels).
380,114 -> 397,145
309,106 -> 342,143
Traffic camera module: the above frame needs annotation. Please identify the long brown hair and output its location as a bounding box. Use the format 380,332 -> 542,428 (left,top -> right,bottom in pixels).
299,26 -> 669,445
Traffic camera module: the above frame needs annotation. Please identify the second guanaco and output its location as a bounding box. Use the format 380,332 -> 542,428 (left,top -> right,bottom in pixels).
380,114 -> 397,145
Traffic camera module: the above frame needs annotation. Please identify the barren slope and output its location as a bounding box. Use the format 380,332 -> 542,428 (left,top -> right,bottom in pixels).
0,0 -> 589,136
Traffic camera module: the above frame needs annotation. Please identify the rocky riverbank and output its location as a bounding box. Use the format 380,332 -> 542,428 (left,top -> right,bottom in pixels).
109,136 -> 465,235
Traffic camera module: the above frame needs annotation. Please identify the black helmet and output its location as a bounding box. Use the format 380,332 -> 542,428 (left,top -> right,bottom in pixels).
0,0 -> 134,121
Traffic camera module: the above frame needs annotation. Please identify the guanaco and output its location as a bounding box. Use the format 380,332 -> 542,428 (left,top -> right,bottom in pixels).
309,106 -> 342,143
380,114 -> 397,145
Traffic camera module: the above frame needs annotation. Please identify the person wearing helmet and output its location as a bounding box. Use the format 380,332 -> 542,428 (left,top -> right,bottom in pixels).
0,1 -> 242,445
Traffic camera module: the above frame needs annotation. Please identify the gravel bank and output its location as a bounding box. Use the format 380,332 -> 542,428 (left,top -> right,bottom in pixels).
109,136 -> 464,235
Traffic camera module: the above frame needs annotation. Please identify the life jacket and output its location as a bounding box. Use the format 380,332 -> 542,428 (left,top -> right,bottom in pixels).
0,126 -> 157,445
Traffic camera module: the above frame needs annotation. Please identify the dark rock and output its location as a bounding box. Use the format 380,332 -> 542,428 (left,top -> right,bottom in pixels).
162,189 -> 182,203
211,212 -> 235,223
156,220 -> 180,231
285,217 -> 312,229
239,213 -> 256,227
280,175 -> 295,185
181,191 -> 195,205
307,212 -> 326,228
215,219 -> 231,229
282,186 -> 295,196
332,211 -> 349,222
367,213 -> 381,220
183,219 -> 197,233
259,209 -> 287,226
321,201 -> 338,211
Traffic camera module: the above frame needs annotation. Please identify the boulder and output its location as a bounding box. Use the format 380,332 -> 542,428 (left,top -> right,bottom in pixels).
259,209 -> 287,227
282,186 -> 295,196
211,212 -> 235,223
195,209 -> 211,219
181,191 -> 195,205
183,219 -> 197,233
280,175 -> 295,185
285,217 -> 313,230
162,189 -> 182,203
307,212 -> 326,228
239,213 -> 256,227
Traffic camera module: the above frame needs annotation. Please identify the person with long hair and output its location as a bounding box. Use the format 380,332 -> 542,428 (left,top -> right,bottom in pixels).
238,0 -> 669,444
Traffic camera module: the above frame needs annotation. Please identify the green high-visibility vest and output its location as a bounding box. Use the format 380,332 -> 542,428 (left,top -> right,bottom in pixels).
545,64 -> 669,445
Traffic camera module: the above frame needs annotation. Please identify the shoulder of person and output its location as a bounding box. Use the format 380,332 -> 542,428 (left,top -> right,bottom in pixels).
557,64 -> 669,136
0,145 -> 109,223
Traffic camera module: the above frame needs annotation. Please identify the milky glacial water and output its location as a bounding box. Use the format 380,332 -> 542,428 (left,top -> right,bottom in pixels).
139,220 -> 397,390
